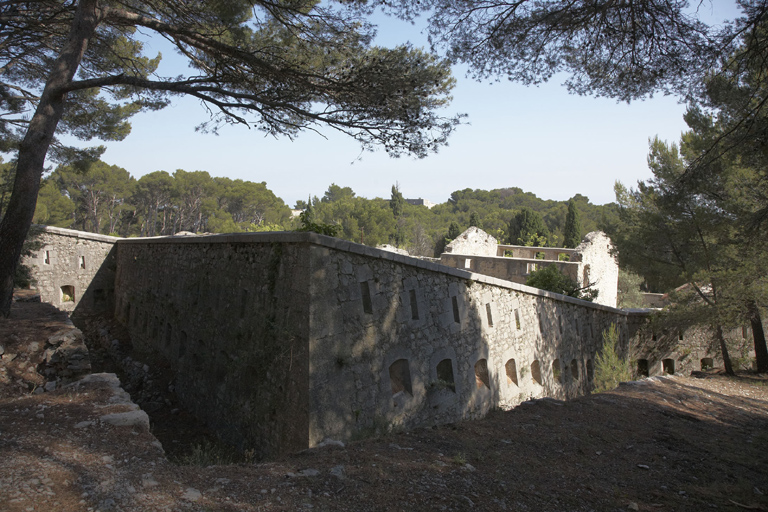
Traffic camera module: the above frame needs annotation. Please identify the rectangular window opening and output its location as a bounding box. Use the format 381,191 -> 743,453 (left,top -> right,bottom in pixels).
485,303 -> 494,327
436,359 -> 456,393
43,250 -> 51,265
409,289 -> 419,320
239,289 -> 249,319
451,296 -> 460,324
637,359 -> 649,377
514,309 -> 521,330
79,255 -> 86,269
360,281 -> 373,314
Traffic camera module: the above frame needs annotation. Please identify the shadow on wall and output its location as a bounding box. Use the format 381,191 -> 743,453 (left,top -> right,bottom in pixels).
631,321 -> 740,378
112,239 -> 312,460
21,227 -> 119,317
72,245 -> 118,320
307,277 -> 498,443
306,246 -> 619,445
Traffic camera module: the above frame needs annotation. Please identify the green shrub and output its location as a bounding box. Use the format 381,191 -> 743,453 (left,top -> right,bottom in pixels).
175,439 -> 251,466
593,324 -> 632,392
526,264 -> 598,302
295,208 -> 340,237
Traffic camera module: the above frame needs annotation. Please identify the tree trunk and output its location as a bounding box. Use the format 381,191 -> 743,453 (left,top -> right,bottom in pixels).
0,0 -> 102,317
748,300 -> 768,373
716,324 -> 735,376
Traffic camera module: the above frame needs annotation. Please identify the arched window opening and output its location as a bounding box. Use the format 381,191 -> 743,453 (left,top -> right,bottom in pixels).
505,359 -> 518,386
475,359 -> 490,389
531,360 -> 542,386
436,359 -> 456,392
389,359 -> 413,396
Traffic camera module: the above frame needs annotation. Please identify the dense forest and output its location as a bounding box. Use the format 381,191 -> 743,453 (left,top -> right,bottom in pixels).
0,158 -> 618,259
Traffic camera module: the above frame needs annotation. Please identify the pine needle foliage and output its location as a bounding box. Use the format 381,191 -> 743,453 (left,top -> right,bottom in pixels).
593,324 -> 632,393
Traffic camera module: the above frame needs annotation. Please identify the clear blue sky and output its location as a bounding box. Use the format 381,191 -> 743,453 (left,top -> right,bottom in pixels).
92,3 -> 737,209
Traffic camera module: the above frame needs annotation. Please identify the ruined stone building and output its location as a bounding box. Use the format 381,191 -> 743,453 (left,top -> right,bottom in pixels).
440,227 -> 618,308
25,226 -> 748,458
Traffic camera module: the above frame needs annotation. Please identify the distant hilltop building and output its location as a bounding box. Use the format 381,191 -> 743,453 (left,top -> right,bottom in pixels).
405,198 -> 436,209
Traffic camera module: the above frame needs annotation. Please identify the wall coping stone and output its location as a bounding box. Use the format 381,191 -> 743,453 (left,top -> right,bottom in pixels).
497,243 -> 577,253
443,253 -> 580,267
37,225 -> 121,244
35,225 -> 642,318
116,230 -> 631,316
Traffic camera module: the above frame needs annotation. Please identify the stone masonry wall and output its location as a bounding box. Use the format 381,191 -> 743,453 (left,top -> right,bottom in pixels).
23,226 -> 118,313
574,232 -> 619,308
441,253 -> 580,286
114,234 -> 312,458
28,229 -> 737,456
628,314 -> 753,377
306,240 -> 632,444
444,226 -> 499,257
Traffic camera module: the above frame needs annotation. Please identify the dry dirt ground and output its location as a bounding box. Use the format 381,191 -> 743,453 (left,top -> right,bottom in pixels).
2,296 -> 768,512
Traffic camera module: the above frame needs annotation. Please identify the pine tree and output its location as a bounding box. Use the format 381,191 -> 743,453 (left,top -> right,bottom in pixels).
508,208 -> 549,246
0,1 -> 459,317
390,184 -> 405,218
563,199 -> 582,248
447,221 -> 461,240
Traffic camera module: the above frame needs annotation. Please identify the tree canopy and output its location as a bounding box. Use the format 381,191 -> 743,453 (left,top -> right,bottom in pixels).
508,207 -> 550,246
606,10 -> 768,373
378,0 -> 766,104
31,160 -> 293,236
0,0 -> 462,316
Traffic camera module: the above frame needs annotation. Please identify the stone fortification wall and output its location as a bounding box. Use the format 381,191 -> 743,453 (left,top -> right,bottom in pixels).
627,313 -> 752,376
29,228 -> 735,458
112,232 -> 632,453
496,245 -> 577,261
307,240 -> 632,445
114,233 -> 312,458
23,226 -> 118,313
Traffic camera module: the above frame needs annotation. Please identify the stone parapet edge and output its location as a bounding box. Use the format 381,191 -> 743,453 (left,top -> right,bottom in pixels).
37,225 -> 122,244
113,230 -> 637,317
443,253 -> 581,267
35,229 -> 648,319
